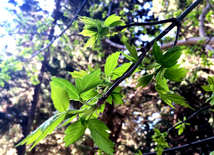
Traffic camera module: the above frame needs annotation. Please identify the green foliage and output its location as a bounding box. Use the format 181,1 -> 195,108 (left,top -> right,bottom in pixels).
88,119 -> 114,155
64,120 -> 87,147
152,129 -> 170,155
105,52 -> 120,77
79,14 -> 124,49
153,40 -> 163,63
201,76 -> 214,106
136,74 -> 154,89
160,47 -> 182,68
175,117 -> 190,135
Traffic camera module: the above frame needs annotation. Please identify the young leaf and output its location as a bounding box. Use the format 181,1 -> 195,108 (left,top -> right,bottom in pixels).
75,69 -> 102,94
51,77 -> 79,100
164,94 -> 194,110
136,74 -> 154,89
106,94 -> 113,105
201,85 -> 212,92
104,14 -> 123,27
208,76 -> 214,85
68,70 -> 88,79
111,63 -> 132,80
104,52 -> 120,77
88,119 -> 114,155
153,40 -> 163,63
30,113 -> 66,150
78,29 -> 97,37
155,74 -> 169,92
112,92 -> 123,105
121,52 -> 137,63
161,47 -> 182,68
84,34 -> 97,49
80,89 -> 98,101
64,120 -> 87,147
164,64 -> 188,82
123,42 -> 138,60
50,82 -> 69,112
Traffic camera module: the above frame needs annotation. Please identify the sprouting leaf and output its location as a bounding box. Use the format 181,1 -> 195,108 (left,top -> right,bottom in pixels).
64,120 -> 87,147
75,69 -> 102,94
104,52 -> 120,77
80,89 -> 98,100
106,94 -> 113,105
164,94 -> 194,110
153,40 -> 163,63
164,64 -> 188,82
15,114 -> 66,150
84,34 -> 97,49
136,74 -> 154,89
111,63 -> 132,80
50,83 -> 69,112
161,47 -> 182,68
104,14 -> 124,27
51,77 -> 79,100
68,70 -> 88,79
208,76 -> 214,85
121,52 -> 137,63
88,119 -> 114,155
112,92 -> 123,105
201,85 -> 212,92
78,29 -> 97,37
156,73 -> 169,92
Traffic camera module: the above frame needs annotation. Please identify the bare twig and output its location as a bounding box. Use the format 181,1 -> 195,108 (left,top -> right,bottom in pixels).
23,0 -> 89,61
143,135 -> 214,154
167,105 -> 214,134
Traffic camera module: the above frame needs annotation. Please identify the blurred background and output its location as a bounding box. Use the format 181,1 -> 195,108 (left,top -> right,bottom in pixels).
0,0 -> 214,154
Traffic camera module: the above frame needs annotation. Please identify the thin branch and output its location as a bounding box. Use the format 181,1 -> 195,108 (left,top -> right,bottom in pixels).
143,135 -> 214,155
116,18 -> 177,32
167,105 -> 214,134
23,0 -> 89,61
172,22 -> 181,48
198,0 -> 214,52
8,32 -> 56,38
97,0 -> 203,106
103,37 -> 214,51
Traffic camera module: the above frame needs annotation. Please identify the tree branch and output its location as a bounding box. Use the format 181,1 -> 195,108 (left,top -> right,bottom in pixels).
198,0 -> 214,52
103,37 -> 214,51
143,135 -> 214,155
167,105 -> 214,134
23,0 -> 89,61
97,0 -> 203,106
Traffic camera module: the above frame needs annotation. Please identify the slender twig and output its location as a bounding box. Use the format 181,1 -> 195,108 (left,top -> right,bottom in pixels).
116,18 -> 177,32
143,135 -> 214,155
97,0 -> 203,107
167,105 -> 214,134
172,22 -> 181,48
23,0 -> 89,61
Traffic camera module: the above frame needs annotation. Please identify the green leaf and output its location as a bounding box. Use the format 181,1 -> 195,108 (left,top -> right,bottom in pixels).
75,69 -> 102,94
201,85 -> 212,92
178,127 -> 184,135
164,64 -> 188,82
30,113 -> 66,150
104,14 -> 122,27
51,77 -> 79,100
121,52 -> 137,63
153,40 -> 163,63
155,85 -> 174,108
109,20 -> 125,27
78,29 -> 97,37
104,52 -> 120,76
64,120 -> 87,147
68,70 -> 88,79
161,47 -> 182,68
112,92 -> 123,105
123,42 -> 138,60
164,94 -> 194,110
50,82 -> 69,112
106,94 -> 113,104
208,76 -> 214,85
80,89 -> 98,101
155,74 -> 169,92
88,119 -> 114,155
136,74 -> 154,89
84,34 -> 97,49
58,114 -> 77,128
111,63 -> 132,80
